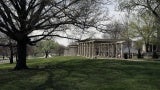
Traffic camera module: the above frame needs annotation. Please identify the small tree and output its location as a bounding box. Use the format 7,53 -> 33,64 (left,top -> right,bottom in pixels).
102,21 -> 124,39
129,13 -> 157,53
117,0 -> 160,49
37,40 -> 58,58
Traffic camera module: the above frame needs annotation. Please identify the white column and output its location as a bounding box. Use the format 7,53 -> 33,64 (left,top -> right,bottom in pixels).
78,43 -> 80,55
92,42 -> 95,58
86,43 -> 89,57
121,43 -> 123,58
108,44 -> 110,57
84,43 -> 86,57
80,43 -> 82,56
89,42 -> 91,58
82,43 -> 84,56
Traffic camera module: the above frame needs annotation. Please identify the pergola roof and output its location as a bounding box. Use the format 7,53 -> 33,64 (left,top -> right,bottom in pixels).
78,39 -> 128,43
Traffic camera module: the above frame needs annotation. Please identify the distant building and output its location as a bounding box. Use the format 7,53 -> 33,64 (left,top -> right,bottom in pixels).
64,39 -> 137,58
64,44 -> 78,56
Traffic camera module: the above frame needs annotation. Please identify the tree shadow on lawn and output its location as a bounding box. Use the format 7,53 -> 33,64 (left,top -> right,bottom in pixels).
33,58 -> 160,90
0,69 -> 48,90
1,58 -> 160,90
33,69 -> 72,90
33,59 -> 91,90
0,58 -> 90,90
34,69 -> 57,90
32,59 -> 123,90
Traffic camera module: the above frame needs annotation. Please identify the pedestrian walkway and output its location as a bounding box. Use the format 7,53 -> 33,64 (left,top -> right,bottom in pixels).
0,59 -> 10,64
0,58 -> 16,64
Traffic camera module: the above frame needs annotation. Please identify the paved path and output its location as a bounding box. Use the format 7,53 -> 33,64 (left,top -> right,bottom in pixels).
0,59 -> 16,64
0,57 -> 45,64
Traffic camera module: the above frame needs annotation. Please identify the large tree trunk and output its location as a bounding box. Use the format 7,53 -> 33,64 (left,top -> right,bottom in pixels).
9,45 -> 13,64
14,41 -> 28,70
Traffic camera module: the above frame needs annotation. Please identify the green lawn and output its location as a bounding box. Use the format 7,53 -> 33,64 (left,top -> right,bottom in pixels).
0,56 -> 160,90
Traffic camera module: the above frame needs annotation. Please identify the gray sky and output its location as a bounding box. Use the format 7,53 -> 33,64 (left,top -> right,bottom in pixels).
56,2 -> 125,46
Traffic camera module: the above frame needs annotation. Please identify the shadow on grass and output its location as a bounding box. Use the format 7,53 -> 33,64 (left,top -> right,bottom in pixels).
32,59 -> 160,90
1,57 -> 160,90
34,69 -> 56,90
33,60 -> 90,90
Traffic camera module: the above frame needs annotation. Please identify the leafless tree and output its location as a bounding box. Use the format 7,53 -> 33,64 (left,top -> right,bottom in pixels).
101,21 -> 124,57
102,21 -> 124,39
0,0 -> 108,70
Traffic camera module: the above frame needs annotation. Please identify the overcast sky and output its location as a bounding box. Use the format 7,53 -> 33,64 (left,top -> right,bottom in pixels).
56,2 -> 125,46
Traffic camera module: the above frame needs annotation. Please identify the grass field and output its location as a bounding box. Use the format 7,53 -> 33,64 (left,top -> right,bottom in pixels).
0,56 -> 160,90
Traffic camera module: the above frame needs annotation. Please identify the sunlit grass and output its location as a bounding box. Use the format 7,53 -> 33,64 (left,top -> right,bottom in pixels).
0,56 -> 160,90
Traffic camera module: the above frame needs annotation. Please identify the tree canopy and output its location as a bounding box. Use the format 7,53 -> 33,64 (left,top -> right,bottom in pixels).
0,0 -> 106,69
37,39 -> 58,58
118,0 -> 160,21
117,0 -> 160,52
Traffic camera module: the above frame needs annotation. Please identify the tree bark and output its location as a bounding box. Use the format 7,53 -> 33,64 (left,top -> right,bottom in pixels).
14,41 -> 28,70
146,43 -> 149,52
45,51 -> 49,58
137,48 -> 142,58
9,44 -> 13,64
